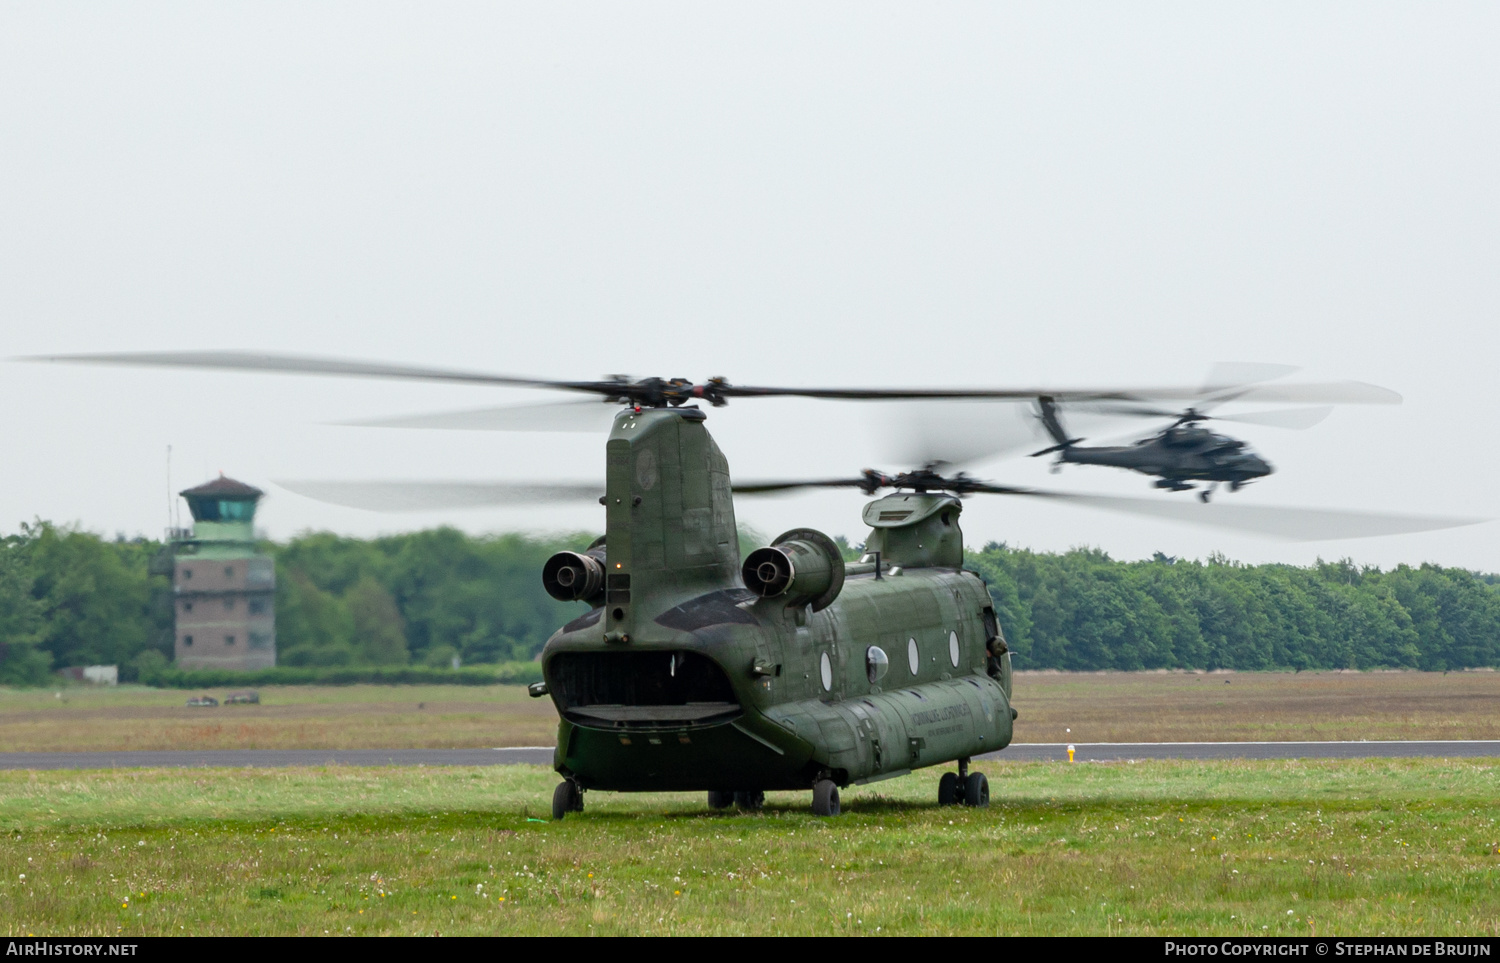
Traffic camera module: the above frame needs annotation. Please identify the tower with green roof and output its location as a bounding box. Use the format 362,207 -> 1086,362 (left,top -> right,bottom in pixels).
172,475 -> 276,670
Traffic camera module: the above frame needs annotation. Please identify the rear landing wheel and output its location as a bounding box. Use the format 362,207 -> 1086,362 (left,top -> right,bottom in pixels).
707,789 -> 735,810
734,790 -> 765,811
937,771 -> 958,806
811,779 -> 840,817
551,780 -> 582,820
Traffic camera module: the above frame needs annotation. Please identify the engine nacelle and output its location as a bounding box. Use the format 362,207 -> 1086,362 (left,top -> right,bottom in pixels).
543,549 -> 606,603
740,528 -> 846,611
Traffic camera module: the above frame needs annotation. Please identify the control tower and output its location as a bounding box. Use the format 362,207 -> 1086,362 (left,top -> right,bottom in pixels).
172,475 -> 276,670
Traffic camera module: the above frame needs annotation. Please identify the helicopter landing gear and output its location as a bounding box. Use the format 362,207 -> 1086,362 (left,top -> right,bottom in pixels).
937,758 -> 989,807
734,790 -> 766,811
1199,483 -> 1219,503
710,789 -> 765,811
811,779 -> 841,817
964,772 -> 990,808
551,778 -> 584,820
938,771 -> 958,806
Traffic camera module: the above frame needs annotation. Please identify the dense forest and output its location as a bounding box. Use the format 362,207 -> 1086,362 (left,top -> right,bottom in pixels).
1,521 -> 1497,686
967,544 -> 1500,673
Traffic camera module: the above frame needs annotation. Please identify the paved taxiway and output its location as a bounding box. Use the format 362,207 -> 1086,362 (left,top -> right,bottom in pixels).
1,741 -> 1496,770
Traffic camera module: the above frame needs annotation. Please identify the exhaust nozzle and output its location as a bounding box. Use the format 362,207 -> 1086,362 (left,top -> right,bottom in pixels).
543,550 -> 606,602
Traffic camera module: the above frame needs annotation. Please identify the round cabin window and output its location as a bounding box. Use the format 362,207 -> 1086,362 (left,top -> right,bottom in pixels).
907,638 -> 919,675
820,652 -> 833,691
865,646 -> 889,684
949,630 -> 961,667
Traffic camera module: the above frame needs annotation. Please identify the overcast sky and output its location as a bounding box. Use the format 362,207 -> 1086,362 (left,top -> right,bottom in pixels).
1,2 -> 1497,570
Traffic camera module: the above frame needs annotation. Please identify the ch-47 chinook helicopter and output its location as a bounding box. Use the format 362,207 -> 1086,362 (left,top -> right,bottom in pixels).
23,351 -> 1485,817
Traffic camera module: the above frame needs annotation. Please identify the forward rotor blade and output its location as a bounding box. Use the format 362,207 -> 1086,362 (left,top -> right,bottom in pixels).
732,478 -> 873,496
997,490 -> 1484,541
23,350 -> 603,393
274,479 -> 602,512
282,475 -> 876,508
879,401 -> 1050,468
880,399 -> 1168,469
336,399 -> 620,432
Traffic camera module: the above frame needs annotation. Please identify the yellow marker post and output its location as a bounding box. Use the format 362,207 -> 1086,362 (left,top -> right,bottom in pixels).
1067,743 -> 1075,763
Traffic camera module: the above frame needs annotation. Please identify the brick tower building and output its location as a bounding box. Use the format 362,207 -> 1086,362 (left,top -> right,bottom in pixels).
172,475 -> 276,670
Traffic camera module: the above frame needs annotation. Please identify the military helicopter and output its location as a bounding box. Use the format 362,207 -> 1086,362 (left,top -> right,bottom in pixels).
888,364 -> 1400,502
22,351 -> 1483,817
1032,399 -> 1276,501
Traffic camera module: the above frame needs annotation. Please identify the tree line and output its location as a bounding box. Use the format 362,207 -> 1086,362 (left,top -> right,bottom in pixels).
967,544 -> 1500,672
0,521 -> 1497,686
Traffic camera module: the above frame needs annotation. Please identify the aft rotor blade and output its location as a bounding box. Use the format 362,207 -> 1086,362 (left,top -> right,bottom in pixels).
1213,406 -> 1334,429
1198,362 -> 1300,393
274,479 -> 603,512
1071,403 -> 1335,430
724,379 -> 1400,405
21,351 -> 1403,407
1200,381 -> 1400,406
15,350 -> 1214,401
337,399 -> 621,432
993,489 -> 1485,541
23,350 -> 606,393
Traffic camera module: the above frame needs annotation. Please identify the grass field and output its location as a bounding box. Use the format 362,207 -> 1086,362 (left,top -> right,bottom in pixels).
0,685 -> 558,751
1013,670 -> 1500,742
1,759 -> 1496,936
2,671 -> 1496,752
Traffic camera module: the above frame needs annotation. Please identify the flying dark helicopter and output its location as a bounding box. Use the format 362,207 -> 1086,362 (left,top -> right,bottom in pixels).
888,365 -> 1398,502
1032,399 -> 1276,501
22,351 -> 1483,818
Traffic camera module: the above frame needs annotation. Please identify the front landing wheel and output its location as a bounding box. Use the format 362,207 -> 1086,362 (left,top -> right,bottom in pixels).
962,772 -> 989,808
938,771 -> 958,806
552,780 -> 582,820
811,779 -> 840,817
707,790 -> 735,810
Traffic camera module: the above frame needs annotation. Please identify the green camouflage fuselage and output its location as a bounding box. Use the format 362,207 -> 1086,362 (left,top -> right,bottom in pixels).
541,407 -> 1013,792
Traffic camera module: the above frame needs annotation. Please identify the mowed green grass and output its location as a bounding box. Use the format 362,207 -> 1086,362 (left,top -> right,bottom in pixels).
5,671 -> 1498,752
2,759 -> 1496,936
